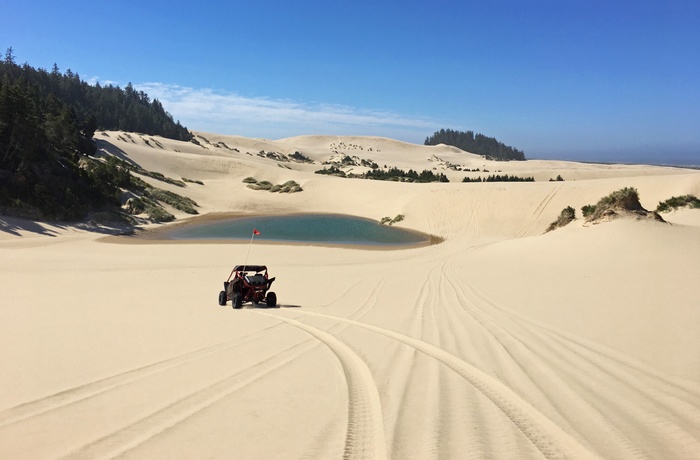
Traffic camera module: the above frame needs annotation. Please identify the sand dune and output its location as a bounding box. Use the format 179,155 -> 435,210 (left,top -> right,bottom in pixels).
1,131 -> 699,459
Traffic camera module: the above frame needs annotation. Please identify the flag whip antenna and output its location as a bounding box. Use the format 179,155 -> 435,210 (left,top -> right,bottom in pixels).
243,229 -> 259,272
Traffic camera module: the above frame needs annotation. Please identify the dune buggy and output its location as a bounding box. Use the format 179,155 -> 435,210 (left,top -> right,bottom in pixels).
218,265 -> 277,308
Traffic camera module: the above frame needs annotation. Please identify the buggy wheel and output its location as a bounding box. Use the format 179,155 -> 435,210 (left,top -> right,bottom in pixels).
232,292 -> 243,309
218,290 -> 227,306
266,291 -> 277,308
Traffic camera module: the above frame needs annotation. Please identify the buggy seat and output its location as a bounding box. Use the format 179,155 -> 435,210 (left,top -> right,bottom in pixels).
245,274 -> 267,286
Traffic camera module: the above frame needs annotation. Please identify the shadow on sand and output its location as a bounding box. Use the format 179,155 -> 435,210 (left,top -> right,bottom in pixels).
0,218 -> 62,237
94,139 -> 141,168
0,216 -> 135,237
216,303 -> 302,310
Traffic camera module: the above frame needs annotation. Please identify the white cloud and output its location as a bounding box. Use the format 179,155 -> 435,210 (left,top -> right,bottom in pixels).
133,82 -> 437,142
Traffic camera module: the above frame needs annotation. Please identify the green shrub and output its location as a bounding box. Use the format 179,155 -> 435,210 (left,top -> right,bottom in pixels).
127,195 -> 175,222
598,187 -> 641,210
585,187 -> 641,222
581,204 -> 597,217
242,177 -> 258,184
584,187 -> 664,223
145,188 -> 198,214
315,166 -> 346,177
278,180 -> 302,193
656,195 -> 700,213
380,214 -> 405,225
125,197 -> 146,214
248,179 -> 303,193
147,206 -> 175,222
289,151 -> 313,163
546,206 -> 576,232
248,180 -> 273,191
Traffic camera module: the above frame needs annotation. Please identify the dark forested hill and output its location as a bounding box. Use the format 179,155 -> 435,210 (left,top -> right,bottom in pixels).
0,50 -> 191,141
0,48 -> 192,221
425,129 -> 525,161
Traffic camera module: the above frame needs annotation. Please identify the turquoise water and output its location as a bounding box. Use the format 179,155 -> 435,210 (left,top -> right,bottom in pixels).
169,214 -> 428,246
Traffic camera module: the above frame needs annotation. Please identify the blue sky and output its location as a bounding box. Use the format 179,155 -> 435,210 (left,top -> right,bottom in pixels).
3,0 -> 699,164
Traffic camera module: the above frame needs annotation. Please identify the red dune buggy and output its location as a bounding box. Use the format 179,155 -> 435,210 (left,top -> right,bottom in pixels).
218,265 -> 277,308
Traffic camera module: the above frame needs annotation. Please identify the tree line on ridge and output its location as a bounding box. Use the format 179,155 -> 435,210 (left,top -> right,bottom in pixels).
425,128 -> 526,161
0,48 -> 192,221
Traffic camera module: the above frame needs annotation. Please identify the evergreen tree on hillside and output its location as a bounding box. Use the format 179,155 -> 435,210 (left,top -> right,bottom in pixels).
0,53 -> 192,141
425,128 -> 525,161
0,49 -> 194,220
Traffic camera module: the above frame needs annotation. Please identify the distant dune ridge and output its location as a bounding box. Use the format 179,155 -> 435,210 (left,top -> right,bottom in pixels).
1,131 -> 699,459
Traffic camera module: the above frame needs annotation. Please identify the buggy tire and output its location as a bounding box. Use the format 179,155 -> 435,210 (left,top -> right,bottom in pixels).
218,290 -> 227,306
232,292 -> 243,309
266,291 -> 277,308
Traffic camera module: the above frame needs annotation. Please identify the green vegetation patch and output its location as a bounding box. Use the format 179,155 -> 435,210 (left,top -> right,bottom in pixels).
581,204 -> 597,218
125,196 -> 175,222
315,166 -> 347,177
582,187 -> 664,223
249,180 -> 273,191
244,178 -> 303,193
546,206 -> 576,232
656,195 -> 700,213
270,180 -> 303,193
288,151 -> 314,163
145,188 -> 199,214
462,174 -> 534,183
137,170 -> 186,187
364,167 -> 449,183
315,166 -> 449,183
380,214 -> 405,225
585,187 -> 642,222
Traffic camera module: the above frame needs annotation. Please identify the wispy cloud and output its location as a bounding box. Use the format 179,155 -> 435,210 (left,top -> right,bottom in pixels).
133,82 -> 437,142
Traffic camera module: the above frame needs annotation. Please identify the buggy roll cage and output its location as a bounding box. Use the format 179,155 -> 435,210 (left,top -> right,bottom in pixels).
226,265 -> 269,283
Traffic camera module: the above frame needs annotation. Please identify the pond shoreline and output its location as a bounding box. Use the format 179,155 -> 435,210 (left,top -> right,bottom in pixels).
100,212 -> 443,250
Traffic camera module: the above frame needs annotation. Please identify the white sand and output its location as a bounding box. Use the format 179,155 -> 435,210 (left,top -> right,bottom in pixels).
1,131 -> 699,459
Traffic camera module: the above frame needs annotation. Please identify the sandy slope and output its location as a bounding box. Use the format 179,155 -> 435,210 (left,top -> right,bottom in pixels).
1,131 -> 699,459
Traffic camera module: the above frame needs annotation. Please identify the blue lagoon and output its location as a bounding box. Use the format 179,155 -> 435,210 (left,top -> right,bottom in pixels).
168,214 -> 430,247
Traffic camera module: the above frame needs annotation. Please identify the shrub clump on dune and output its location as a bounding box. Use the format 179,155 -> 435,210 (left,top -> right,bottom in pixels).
380,214 -> 405,225
248,180 -> 273,191
270,181 -> 303,193
125,196 -> 175,222
244,178 -> 303,193
581,204 -> 597,218
583,187 -> 664,224
145,188 -> 199,214
546,206 -> 576,232
549,187 -> 670,232
656,195 -> 700,213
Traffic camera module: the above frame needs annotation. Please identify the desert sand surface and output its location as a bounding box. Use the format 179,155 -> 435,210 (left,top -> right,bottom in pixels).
1,131 -> 699,459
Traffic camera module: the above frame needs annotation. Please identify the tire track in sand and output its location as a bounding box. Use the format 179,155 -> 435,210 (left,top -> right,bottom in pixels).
281,310 -> 598,460
0,324 -> 282,428
448,268 -> 700,458
256,311 -> 387,460
515,185 -> 561,238
440,267 -> 647,459
60,339 -> 316,460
